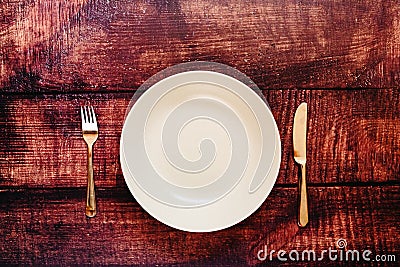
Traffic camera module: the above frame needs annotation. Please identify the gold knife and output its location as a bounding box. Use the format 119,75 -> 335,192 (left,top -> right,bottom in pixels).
293,102 -> 308,227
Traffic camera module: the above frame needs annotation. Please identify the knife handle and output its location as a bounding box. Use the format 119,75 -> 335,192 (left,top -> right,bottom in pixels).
298,163 -> 308,227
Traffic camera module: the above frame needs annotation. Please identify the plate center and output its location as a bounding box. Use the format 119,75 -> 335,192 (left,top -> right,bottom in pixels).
145,106 -> 232,189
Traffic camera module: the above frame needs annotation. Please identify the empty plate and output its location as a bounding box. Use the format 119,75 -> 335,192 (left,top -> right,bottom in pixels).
120,63 -> 281,232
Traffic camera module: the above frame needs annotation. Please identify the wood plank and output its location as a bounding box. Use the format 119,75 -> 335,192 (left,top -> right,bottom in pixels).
0,186 -> 398,265
270,89 -> 400,184
1,0 -> 399,92
0,89 -> 399,187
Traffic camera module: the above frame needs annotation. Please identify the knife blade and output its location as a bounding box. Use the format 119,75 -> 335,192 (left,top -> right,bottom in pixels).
293,102 -> 308,227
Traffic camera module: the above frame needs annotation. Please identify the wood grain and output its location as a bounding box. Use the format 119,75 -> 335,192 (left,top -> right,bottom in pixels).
0,89 -> 399,188
0,186 -> 398,265
1,0 -> 399,265
1,0 -> 399,92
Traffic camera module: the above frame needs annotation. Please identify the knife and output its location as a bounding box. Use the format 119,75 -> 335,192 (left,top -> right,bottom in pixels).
293,102 -> 308,227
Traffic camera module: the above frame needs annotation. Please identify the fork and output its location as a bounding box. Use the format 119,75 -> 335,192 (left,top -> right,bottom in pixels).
81,106 -> 99,218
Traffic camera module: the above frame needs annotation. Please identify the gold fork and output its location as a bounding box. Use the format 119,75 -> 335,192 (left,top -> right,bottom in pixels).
80,106 -> 99,218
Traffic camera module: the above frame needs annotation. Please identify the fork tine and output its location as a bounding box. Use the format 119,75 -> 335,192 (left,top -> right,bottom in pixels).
86,106 -> 90,123
87,106 -> 92,123
86,106 -> 91,123
80,106 -> 85,124
83,106 -> 88,123
84,106 -> 88,123
89,106 -> 94,124
90,106 -> 97,125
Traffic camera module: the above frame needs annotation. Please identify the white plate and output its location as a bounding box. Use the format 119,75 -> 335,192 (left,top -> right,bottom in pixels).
120,70 -> 281,231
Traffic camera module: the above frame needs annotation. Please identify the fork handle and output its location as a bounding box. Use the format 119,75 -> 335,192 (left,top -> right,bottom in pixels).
86,144 -> 97,217
298,163 -> 308,227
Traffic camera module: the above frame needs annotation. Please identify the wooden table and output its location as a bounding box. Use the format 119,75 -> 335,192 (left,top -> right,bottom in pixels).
1,0 -> 399,265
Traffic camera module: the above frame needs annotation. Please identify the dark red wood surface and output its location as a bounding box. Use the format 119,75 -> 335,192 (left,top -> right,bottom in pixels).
1,0 -> 399,91
0,0 -> 399,266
